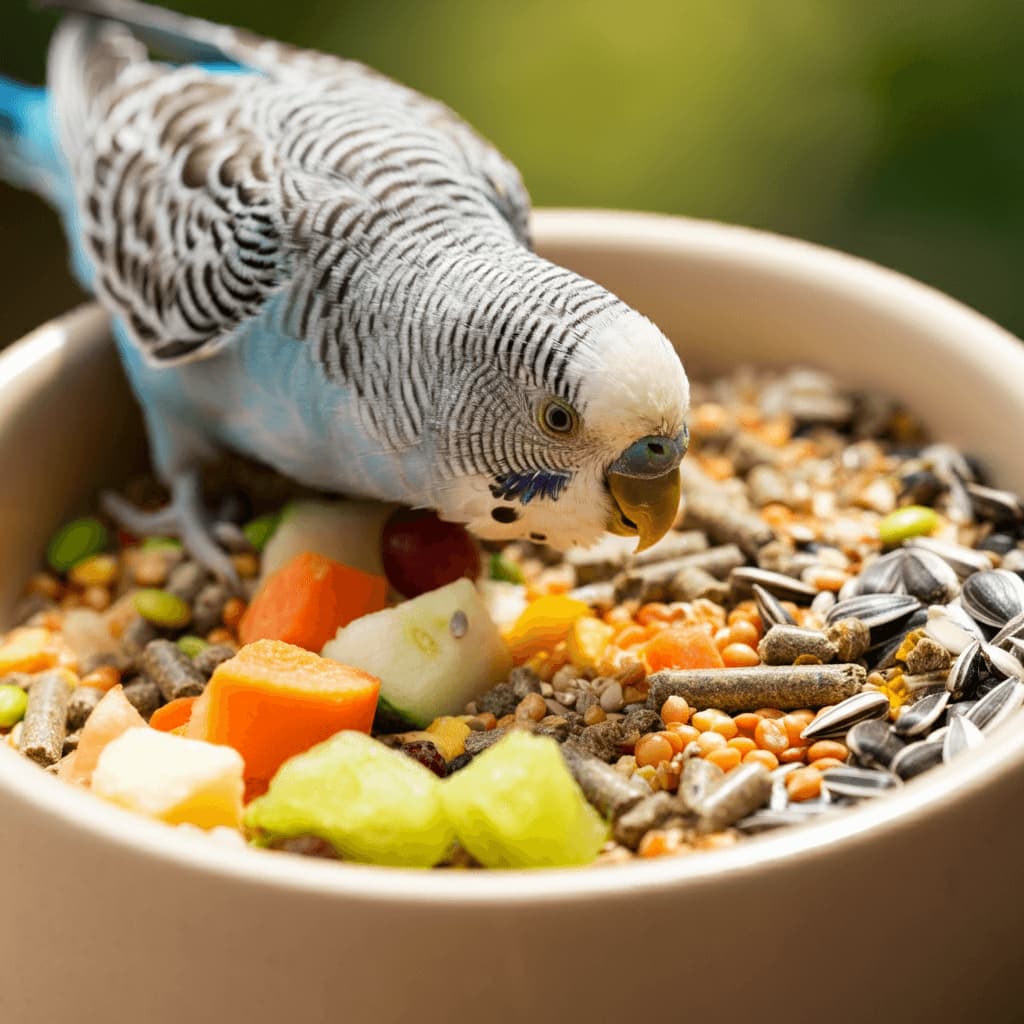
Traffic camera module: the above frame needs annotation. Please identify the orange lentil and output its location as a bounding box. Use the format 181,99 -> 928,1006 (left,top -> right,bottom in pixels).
221,597 -> 248,631
659,729 -> 685,755
705,746 -> 742,772
696,731 -> 727,755
701,455 -> 735,481
779,746 -> 808,764
638,830 -> 683,858
728,619 -> 761,648
691,708 -> 728,732
636,602 -> 673,626
786,767 -> 822,802
713,627 -> 732,652
667,723 -> 700,746
734,712 -> 762,737
807,740 -> 849,762
660,695 -> 691,725
206,627 -> 235,647
82,585 -> 112,612
79,664 -> 121,692
810,757 -> 846,772
721,643 -> 760,668
743,749 -> 779,771
615,625 -> 648,648
755,707 -> 785,720
694,712 -> 738,739
782,714 -> 811,746
754,717 -> 789,755
636,733 -> 676,768
604,606 -> 633,628
727,605 -> 761,629
727,736 -> 757,756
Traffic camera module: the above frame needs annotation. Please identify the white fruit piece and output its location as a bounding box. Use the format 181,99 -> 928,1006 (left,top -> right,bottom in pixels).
260,499 -> 394,581
91,728 -> 245,829
61,684 -> 146,786
322,578 -> 512,728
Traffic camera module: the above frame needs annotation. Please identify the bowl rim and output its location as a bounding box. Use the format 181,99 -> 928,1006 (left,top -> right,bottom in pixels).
3,207 -> 1024,906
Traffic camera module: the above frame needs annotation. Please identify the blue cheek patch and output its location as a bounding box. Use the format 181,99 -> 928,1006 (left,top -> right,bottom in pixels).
490,470 -> 572,505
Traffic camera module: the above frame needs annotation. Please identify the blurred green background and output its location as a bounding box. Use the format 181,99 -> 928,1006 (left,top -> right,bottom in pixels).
2,0 -> 1023,343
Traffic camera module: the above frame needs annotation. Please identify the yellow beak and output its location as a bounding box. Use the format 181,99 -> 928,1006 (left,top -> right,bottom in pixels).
606,467 -> 682,552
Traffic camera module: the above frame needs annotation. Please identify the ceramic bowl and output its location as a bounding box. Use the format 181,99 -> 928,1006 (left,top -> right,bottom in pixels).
2,210 -> 1023,1024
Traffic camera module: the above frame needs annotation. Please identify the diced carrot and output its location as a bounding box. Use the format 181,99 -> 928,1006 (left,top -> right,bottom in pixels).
149,696 -> 198,733
642,624 -> 726,673
188,639 -> 380,783
239,551 -> 388,651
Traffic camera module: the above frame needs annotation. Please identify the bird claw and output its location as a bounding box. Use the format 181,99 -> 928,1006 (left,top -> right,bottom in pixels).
101,473 -> 241,590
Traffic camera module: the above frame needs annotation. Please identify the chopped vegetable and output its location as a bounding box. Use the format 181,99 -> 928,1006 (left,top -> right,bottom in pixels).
245,731 -> 454,867
505,595 -> 591,661
442,731 -> 608,868
566,616 -> 615,672
322,578 -> 511,728
488,552 -> 525,585
134,588 -> 191,629
91,728 -> 245,829
259,499 -> 392,580
176,635 -> 209,658
46,516 -> 108,572
149,696 -> 199,733
187,639 -> 380,783
0,684 -> 28,728
241,512 -> 282,552
239,551 -> 388,651
879,505 -> 941,545
61,684 -> 146,785
642,624 -> 725,672
381,507 -> 481,597
0,627 -> 62,675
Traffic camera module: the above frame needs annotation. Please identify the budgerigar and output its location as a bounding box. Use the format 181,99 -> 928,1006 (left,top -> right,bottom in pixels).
0,0 -> 690,582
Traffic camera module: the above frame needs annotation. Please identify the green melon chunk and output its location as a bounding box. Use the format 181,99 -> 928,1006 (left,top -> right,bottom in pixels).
244,731 -> 454,868
442,731 -> 609,869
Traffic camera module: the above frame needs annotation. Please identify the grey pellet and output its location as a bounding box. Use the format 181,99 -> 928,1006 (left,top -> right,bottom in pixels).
757,625 -> 838,666
677,756 -> 725,814
824,618 -> 871,663
613,792 -> 683,849
192,644 -> 237,679
668,565 -> 730,604
464,727 -> 509,755
0,672 -> 36,691
67,685 -> 105,731
681,490 -> 774,557
647,663 -> 867,714
616,545 -> 746,602
122,677 -> 162,721
165,561 -> 210,603
694,763 -> 772,833
632,530 -> 710,567
189,582 -> 230,636
63,730 -> 81,756
747,465 -> 791,508
19,670 -> 72,766
117,617 -> 158,672
142,639 -> 207,701
561,743 -> 648,818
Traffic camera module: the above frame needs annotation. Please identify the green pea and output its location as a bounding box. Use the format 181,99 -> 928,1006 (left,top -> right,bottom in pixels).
242,512 -> 282,551
489,552 -> 525,585
47,517 -> 108,573
134,588 -> 192,629
141,536 -> 183,552
176,635 -> 209,659
879,505 -> 941,546
0,684 -> 28,728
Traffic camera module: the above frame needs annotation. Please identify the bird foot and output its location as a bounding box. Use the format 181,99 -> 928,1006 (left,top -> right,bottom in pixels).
102,472 -> 240,589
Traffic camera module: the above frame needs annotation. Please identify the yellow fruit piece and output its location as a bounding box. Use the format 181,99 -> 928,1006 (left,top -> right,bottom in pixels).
68,554 -> 119,588
426,716 -> 471,760
91,727 -> 244,830
505,595 -> 591,661
566,616 -> 614,672
0,627 -> 60,675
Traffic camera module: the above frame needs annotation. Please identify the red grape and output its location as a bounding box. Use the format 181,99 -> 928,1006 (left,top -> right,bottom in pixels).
381,507 -> 481,597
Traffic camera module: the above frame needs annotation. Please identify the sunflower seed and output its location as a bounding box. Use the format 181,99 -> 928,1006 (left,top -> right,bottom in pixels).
892,690 -> 949,738
825,593 -> 921,641
907,536 -> 995,578
810,590 -> 837,616
855,551 -> 905,595
800,689 -> 891,741
981,643 -> 1024,681
946,640 -> 985,700
965,482 -> 1024,527
960,569 -> 1024,628
942,714 -> 985,762
924,610 -> 979,655
1001,549 -> 1024,575
821,765 -> 901,800
989,610 -> 1024,648
730,567 -> 817,603
846,719 -> 905,769
964,679 -> 1024,734
900,548 -> 960,605
891,740 -> 944,780
752,583 -> 796,628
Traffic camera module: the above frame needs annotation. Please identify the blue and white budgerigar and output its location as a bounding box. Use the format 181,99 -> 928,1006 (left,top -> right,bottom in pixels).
1,0 -> 690,580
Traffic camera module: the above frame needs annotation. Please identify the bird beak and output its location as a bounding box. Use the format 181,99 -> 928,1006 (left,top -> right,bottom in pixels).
605,430 -> 688,552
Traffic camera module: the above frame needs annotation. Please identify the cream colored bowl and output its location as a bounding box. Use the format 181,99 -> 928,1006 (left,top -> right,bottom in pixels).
2,211 -> 1023,1024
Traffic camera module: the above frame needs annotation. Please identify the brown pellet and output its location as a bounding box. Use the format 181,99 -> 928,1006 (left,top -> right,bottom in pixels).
561,743 -> 647,819
66,685 -> 105,731
786,767 -> 822,802
19,670 -> 72,766
142,640 -> 207,702
807,740 -> 849,763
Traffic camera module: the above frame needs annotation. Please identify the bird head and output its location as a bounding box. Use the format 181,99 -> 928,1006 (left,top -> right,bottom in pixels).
431,308 -> 690,551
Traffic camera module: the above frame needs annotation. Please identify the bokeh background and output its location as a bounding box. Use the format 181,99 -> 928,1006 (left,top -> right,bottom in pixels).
2,0 -> 1023,344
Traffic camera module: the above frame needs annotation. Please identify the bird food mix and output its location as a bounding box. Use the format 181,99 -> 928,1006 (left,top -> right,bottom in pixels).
4,364 -> 1023,869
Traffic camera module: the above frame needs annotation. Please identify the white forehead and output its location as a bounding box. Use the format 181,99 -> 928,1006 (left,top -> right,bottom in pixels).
574,311 -> 690,438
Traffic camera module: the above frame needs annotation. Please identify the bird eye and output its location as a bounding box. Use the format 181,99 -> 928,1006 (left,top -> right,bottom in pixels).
538,398 -> 578,436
